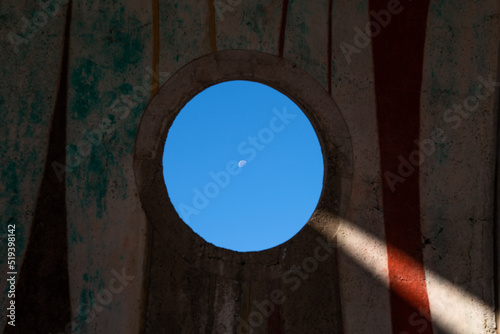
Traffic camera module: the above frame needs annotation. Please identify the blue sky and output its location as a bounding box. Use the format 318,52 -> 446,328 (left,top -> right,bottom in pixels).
162,80 -> 324,252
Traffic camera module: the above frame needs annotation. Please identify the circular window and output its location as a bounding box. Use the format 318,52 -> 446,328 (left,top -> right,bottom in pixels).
163,80 -> 324,252
134,50 -> 352,279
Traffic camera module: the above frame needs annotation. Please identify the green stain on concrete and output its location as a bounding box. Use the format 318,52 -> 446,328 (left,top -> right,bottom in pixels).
355,1 -> 366,14
70,227 -> 83,244
67,144 -> 78,155
77,287 -> 95,327
86,148 -> 112,219
433,0 -> 448,18
286,1 -> 328,89
108,29 -> 143,73
17,105 -> 27,127
299,22 -> 309,34
82,270 -> 105,286
429,0 -> 459,80
29,91 -> 43,124
255,4 -> 266,14
24,125 -> 34,138
437,142 -> 449,164
98,278 -> 105,290
435,6 -> 443,18
0,160 -> 27,256
471,15 -> 490,75
65,6 -> 150,326
331,61 -> 339,86
428,65 -> 445,112
70,58 -> 102,121
2,161 -> 20,207
126,128 -> 136,139
119,83 -> 133,95
100,7 -> 145,74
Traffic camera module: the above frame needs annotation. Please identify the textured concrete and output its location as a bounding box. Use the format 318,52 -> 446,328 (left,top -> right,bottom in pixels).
420,0 -> 499,331
0,0 -> 499,333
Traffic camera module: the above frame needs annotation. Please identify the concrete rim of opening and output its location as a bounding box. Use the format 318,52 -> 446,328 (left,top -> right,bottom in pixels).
134,50 -> 353,280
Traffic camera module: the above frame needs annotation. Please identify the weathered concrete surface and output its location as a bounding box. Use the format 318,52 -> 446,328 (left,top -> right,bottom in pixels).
420,0 -> 500,332
159,0 -> 211,85
216,0 -> 282,54
0,0 -> 69,330
284,0 -> 330,89
65,2 -> 152,333
329,0 -> 392,331
0,0 -> 499,333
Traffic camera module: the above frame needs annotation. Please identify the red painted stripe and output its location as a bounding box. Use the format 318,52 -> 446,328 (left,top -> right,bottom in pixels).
278,0 -> 289,58
369,0 -> 434,332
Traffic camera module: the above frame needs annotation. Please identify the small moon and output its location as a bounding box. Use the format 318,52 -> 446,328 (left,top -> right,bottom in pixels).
238,160 -> 247,168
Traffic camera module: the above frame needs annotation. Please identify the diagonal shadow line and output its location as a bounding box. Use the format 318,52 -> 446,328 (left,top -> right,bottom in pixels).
337,244 -> 454,334
3,1 -> 73,333
318,216 -> 496,334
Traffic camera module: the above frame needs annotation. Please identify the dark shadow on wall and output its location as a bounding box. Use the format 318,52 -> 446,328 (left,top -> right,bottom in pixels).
3,2 -> 73,333
142,224 -> 344,334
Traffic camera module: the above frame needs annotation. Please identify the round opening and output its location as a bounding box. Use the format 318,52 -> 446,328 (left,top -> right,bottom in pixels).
135,50 -> 353,278
162,80 -> 324,252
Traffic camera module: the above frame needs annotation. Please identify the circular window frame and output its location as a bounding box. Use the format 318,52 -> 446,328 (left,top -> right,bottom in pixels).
134,50 -> 352,280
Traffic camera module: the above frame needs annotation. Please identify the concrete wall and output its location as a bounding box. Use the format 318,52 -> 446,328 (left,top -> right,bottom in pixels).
0,0 -> 499,333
